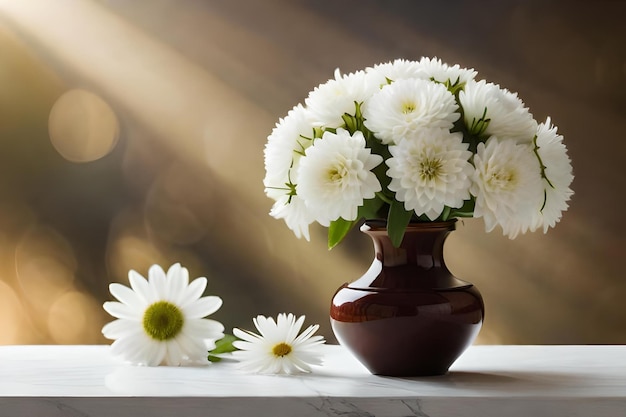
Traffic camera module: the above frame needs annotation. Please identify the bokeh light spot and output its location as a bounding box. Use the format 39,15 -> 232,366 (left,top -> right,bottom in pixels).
14,226 -> 78,318
0,281 -> 26,343
48,89 -> 120,163
48,291 -> 103,344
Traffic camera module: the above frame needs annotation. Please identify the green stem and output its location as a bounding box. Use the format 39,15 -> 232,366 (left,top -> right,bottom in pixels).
532,135 -> 555,189
375,191 -> 393,205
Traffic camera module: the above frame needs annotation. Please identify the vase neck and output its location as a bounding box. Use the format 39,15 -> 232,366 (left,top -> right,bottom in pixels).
346,220 -> 465,290
362,220 -> 456,268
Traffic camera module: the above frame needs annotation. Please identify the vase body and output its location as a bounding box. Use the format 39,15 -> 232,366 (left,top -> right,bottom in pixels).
330,220 -> 484,376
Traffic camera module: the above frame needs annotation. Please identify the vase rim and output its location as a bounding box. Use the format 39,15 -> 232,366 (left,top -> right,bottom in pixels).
362,218 -> 457,231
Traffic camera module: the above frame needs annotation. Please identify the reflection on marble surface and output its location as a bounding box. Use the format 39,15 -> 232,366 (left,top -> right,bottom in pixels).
1,344 -> 626,417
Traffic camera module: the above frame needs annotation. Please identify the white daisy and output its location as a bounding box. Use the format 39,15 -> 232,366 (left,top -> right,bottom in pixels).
459,80 -> 537,144
415,56 -> 477,86
102,263 -> 224,366
471,137 -> 544,238
531,117 -> 575,232
232,313 -> 325,374
362,78 -> 459,145
305,69 -> 379,128
296,128 -> 383,226
387,128 -> 473,220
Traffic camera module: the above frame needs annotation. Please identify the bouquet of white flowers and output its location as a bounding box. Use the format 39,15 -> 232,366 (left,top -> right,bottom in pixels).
263,57 -> 574,248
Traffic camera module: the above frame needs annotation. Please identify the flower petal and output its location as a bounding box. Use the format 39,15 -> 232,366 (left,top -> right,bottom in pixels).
148,264 -> 168,300
184,318 -> 225,339
177,330 -> 210,362
103,301 -> 141,320
165,263 -> 186,304
233,328 -> 263,344
293,324 -> 320,345
102,319 -> 140,339
109,283 -> 144,308
284,314 -> 304,344
164,339 -> 185,366
253,315 -> 276,339
179,277 -> 207,307
144,340 -> 167,366
182,296 -> 222,319
128,270 -> 154,304
110,333 -> 150,362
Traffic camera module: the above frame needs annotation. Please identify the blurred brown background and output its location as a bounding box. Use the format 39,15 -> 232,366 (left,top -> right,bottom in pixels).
0,0 -> 624,345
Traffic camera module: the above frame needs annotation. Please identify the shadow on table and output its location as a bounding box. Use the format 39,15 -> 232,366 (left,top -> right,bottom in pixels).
387,370 -> 585,392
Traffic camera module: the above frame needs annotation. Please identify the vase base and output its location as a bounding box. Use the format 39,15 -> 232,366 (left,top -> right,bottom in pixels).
330,307 -> 482,377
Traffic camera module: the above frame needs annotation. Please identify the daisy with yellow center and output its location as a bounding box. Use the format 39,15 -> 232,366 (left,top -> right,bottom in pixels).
232,313 -> 325,374
102,263 -> 224,366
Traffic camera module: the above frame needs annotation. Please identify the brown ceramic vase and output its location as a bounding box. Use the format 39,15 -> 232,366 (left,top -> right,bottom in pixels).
330,219 -> 484,377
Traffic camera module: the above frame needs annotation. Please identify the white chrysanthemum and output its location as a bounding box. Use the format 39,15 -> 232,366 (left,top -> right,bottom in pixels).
531,117 -> 574,232
365,58 -> 423,85
415,56 -> 477,86
297,128 -> 383,226
362,78 -> 459,145
471,137 -> 544,238
102,263 -> 224,366
264,104 -> 315,195
232,313 -> 325,374
387,128 -> 473,220
263,104 -> 317,240
269,193 -> 315,241
459,80 -> 537,144
305,69 -> 379,128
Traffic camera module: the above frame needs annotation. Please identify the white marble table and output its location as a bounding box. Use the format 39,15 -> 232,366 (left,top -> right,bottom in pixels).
1,344 -> 624,417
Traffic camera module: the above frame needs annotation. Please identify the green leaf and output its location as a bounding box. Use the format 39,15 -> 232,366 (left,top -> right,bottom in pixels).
358,197 -> 385,220
354,101 -> 363,122
341,113 -> 357,133
448,198 -> 475,218
387,199 -> 413,248
208,334 -> 239,363
313,126 -> 325,139
440,205 -> 452,221
328,217 -> 357,250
